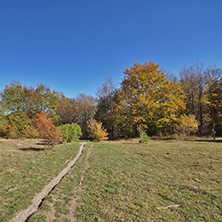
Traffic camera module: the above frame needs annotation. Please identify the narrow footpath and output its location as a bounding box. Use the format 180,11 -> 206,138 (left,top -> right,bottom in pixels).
11,142 -> 87,222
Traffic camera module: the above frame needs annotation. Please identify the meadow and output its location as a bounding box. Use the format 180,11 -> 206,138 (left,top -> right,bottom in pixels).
0,138 -> 221,221
0,139 -> 80,222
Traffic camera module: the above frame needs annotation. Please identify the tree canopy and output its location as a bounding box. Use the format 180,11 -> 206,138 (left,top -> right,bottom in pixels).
1,61 -> 222,140
116,62 -> 185,136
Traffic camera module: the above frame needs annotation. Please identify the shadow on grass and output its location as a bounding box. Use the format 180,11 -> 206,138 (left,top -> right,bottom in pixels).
36,142 -> 47,146
148,136 -> 179,142
19,147 -> 46,151
188,139 -> 222,143
151,137 -> 177,141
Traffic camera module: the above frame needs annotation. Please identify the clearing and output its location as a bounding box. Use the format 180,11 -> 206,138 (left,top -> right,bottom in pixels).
1,138 -> 222,221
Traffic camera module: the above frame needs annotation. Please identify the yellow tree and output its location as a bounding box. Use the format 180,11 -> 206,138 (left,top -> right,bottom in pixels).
87,119 -> 109,141
117,62 -> 185,136
175,114 -> 199,139
204,67 -> 222,134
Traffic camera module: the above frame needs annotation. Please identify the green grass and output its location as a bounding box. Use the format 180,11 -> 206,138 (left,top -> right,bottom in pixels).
77,139 -> 221,221
0,139 -> 81,222
28,138 -> 222,221
1,138 -> 222,221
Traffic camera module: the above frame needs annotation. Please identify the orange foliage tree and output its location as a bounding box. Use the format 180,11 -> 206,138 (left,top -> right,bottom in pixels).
35,112 -> 62,148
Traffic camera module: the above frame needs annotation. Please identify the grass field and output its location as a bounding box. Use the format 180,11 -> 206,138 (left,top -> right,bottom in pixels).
1,138 -> 222,221
0,139 -> 80,222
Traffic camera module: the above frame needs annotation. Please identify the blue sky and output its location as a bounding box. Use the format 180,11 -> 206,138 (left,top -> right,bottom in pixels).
0,0 -> 222,98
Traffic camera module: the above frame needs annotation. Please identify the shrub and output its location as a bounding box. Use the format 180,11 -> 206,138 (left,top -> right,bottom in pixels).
3,112 -> 29,138
87,119 -> 109,141
60,123 -> 82,143
8,125 -> 20,139
175,114 -> 199,139
22,124 -> 39,139
137,125 -> 150,143
36,112 -> 63,148
140,132 -> 150,143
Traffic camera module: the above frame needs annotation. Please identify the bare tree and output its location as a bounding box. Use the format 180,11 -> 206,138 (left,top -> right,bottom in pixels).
179,63 -> 205,134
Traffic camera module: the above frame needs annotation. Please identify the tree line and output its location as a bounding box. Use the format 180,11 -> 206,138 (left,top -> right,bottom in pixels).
0,61 -> 221,143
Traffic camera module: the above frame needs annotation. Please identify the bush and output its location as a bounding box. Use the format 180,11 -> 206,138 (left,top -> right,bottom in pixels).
175,114 -> 199,139
36,112 -> 63,148
137,125 -> 150,143
140,132 -> 151,143
3,112 -> 29,138
60,123 -> 82,143
8,126 -> 20,139
22,124 -> 39,139
87,119 -> 109,141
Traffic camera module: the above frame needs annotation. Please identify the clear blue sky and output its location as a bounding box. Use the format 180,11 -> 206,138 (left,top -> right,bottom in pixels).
0,0 -> 222,98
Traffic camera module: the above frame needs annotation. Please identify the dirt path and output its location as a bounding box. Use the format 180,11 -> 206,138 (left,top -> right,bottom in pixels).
69,144 -> 92,221
30,144 -> 93,222
11,142 -> 87,222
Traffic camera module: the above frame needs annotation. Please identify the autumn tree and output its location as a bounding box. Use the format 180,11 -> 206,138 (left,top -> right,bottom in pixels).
204,66 -> 222,135
22,122 -> 39,139
95,79 -> 119,138
35,112 -> 62,148
117,62 -> 185,137
179,64 -> 222,135
179,63 -> 206,134
56,96 -> 78,125
175,114 -> 199,139
87,119 -> 109,141
0,100 -> 8,136
0,81 -> 62,138
1,111 -> 31,139
75,94 -> 96,138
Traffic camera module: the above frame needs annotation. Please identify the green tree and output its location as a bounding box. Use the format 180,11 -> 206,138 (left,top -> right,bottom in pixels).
3,112 -> 29,139
0,82 -> 30,138
60,123 -> 82,143
0,81 -> 26,113
34,84 -> 60,123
